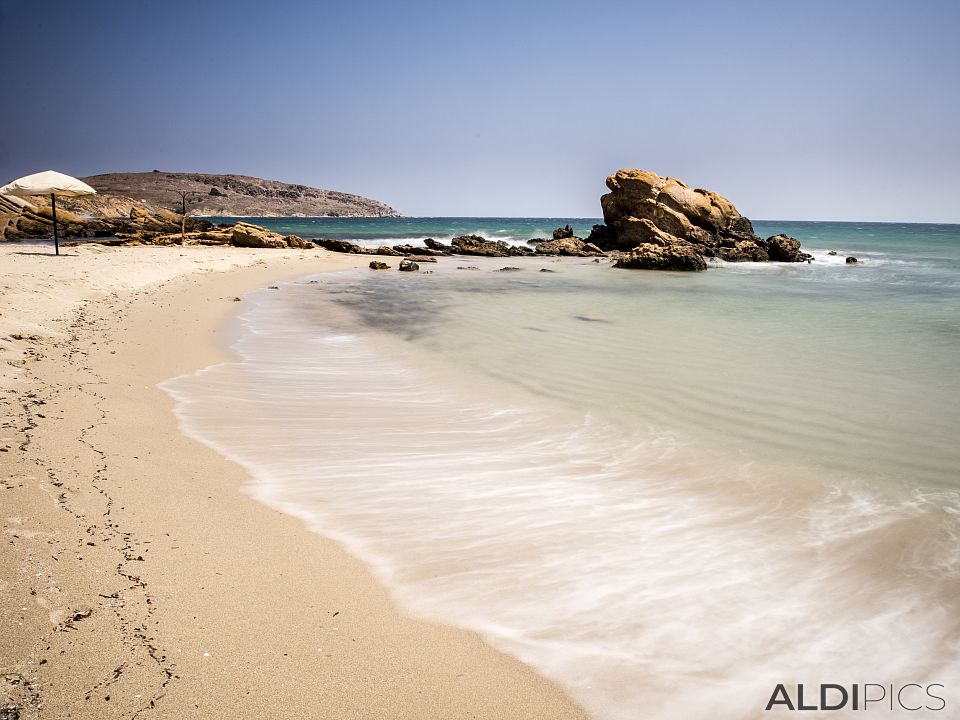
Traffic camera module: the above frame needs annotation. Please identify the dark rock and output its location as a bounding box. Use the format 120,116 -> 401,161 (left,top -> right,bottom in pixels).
828,250 -> 838,256
552,224 -> 575,239
539,268 -> 557,273
497,266 -> 522,272
614,242 -> 707,271
585,223 -> 614,248
209,187 -> 226,196
766,234 -> 810,262
456,266 -> 480,270
533,237 -> 605,256
719,239 -> 769,262
846,256 -> 858,264
399,259 -> 419,272
369,261 -> 390,270
451,234 -> 511,257
314,237 -> 368,254
393,244 -> 444,256
424,238 -> 453,254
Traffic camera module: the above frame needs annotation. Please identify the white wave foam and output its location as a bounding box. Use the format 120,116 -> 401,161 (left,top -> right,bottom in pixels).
160,282 -> 960,720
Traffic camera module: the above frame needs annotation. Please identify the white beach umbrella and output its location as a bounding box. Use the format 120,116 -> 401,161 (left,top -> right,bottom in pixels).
0,170 -> 97,255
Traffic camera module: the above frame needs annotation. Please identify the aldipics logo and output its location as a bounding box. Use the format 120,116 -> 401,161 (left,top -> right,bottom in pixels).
765,684 -> 946,712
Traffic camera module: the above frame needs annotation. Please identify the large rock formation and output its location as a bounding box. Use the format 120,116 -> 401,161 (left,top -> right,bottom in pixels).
0,194 -> 108,241
589,169 -> 811,270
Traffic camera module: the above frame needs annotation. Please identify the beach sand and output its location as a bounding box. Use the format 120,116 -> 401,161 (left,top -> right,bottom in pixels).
0,241 -> 588,719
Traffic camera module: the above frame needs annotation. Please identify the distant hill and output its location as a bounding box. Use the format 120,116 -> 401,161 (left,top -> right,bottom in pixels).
66,171 -> 401,218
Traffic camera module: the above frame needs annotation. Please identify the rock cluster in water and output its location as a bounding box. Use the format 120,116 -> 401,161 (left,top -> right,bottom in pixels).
316,232 -> 605,259
586,169 -> 811,271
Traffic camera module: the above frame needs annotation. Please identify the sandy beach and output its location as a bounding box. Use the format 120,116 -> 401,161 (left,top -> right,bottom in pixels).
0,240 -> 588,719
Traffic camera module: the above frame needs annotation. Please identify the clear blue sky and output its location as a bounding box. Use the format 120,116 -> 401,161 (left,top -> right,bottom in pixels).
2,0 -> 958,221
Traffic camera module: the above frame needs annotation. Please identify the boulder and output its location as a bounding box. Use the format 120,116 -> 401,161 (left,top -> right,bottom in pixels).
314,237 -> 368,254
399,259 -> 419,272
230,222 -> 288,248
533,236 -> 605,256
369,261 -> 390,270
392,243 -> 444,256
719,239 -> 769,263
766,234 -> 811,262
552,224 -> 575,239
614,242 -> 707,272
508,244 -> 534,256
424,238 -> 453,254
284,235 -> 316,249
846,256 -> 858,264
451,234 -> 511,257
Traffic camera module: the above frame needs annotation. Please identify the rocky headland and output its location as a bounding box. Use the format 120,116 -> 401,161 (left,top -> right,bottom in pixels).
0,172 -> 399,241
78,172 -> 400,218
586,169 -> 811,271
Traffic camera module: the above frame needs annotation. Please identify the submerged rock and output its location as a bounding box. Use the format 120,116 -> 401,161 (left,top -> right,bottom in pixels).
719,239 -> 769,263
846,256 -> 859,264
369,260 -> 390,270
393,243 -> 444,256
451,234 -> 511,257
613,242 -> 707,272
459,236 -> 532,256
533,236 -> 605,257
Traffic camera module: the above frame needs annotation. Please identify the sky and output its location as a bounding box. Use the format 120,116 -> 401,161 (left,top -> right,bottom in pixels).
2,0 -> 958,221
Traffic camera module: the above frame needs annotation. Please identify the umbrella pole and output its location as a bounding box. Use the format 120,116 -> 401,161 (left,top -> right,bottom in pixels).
50,193 -> 59,255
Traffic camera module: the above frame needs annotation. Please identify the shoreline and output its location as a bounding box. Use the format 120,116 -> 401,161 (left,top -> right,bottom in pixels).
0,242 -> 588,719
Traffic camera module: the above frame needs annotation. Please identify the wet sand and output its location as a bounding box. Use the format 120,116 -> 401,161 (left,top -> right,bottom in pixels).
0,241 -> 588,719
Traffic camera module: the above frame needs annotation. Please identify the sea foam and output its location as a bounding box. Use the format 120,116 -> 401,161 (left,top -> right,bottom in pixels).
162,266 -> 960,720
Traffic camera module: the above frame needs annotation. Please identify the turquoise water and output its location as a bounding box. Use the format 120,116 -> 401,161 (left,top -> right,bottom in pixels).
165,220 -> 960,720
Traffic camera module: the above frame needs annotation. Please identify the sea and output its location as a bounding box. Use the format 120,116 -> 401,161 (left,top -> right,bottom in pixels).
162,218 -> 960,719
